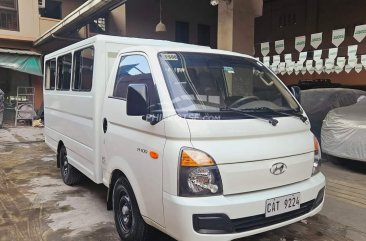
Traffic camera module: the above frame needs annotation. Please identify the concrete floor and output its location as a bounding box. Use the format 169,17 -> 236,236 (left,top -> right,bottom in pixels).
0,127 -> 365,241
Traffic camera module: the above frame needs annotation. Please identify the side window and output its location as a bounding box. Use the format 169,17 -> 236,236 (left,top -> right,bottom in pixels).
113,55 -> 160,112
73,47 -> 94,91
57,53 -> 72,90
113,55 -> 152,99
45,59 -> 56,90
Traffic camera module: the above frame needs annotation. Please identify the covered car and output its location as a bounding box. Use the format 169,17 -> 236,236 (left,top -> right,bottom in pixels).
301,88 -> 366,140
321,96 -> 366,162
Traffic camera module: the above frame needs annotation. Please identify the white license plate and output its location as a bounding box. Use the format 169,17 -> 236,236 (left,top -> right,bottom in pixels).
265,193 -> 301,217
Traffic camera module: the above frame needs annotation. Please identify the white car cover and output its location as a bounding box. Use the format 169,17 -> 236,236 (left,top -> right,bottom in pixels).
301,88 -> 366,139
321,97 -> 366,161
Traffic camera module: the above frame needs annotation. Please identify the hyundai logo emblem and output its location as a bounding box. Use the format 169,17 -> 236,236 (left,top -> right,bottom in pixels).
270,162 -> 287,175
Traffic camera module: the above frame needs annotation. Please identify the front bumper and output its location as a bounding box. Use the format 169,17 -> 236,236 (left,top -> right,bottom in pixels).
163,173 -> 325,241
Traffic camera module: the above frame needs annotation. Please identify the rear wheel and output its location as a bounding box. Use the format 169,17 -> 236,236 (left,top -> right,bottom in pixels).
59,145 -> 83,185
113,176 -> 150,241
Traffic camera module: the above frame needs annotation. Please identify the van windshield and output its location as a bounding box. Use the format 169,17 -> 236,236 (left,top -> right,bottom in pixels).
158,52 -> 301,120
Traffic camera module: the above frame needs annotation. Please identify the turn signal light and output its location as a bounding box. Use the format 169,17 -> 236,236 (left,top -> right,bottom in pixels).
149,151 -> 159,159
180,149 -> 215,167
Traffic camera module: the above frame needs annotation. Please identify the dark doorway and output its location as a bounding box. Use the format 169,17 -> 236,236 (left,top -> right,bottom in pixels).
175,21 -> 189,43
197,24 -> 211,47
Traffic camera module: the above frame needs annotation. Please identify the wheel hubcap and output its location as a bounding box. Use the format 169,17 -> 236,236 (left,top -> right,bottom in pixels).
118,193 -> 132,233
62,153 -> 69,176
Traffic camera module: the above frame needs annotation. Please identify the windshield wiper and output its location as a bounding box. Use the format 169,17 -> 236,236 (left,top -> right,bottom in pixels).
248,107 -> 308,123
221,107 -> 279,126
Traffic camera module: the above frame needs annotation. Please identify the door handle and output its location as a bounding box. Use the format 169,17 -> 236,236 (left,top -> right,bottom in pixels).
103,118 -> 108,133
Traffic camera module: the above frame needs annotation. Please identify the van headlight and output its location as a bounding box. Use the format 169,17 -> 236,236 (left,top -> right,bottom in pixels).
312,136 -> 321,176
178,148 -> 223,197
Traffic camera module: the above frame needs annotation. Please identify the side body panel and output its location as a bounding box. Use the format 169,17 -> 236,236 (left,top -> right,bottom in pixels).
44,41 -> 98,181
44,39 -> 133,183
102,51 -> 167,227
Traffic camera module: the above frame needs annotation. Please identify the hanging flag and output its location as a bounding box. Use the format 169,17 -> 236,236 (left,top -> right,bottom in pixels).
335,65 -> 343,74
348,45 -> 358,56
361,55 -> 366,67
315,59 -> 323,71
325,58 -> 334,70
275,40 -> 285,54
325,68 -> 332,74
354,24 -> 366,42
337,57 -> 346,68
313,50 -> 322,60
315,69 -> 323,75
332,28 -> 345,47
306,60 -> 313,71
348,57 -> 357,68
285,53 -> 292,63
299,51 -> 307,62
261,42 -> 270,56
328,48 -> 338,59
355,64 -> 363,73
278,62 -> 286,73
345,65 -> 353,73
265,56 -> 271,62
295,36 -> 306,52
272,55 -> 280,65
301,67 -> 307,75
315,59 -> 323,74
271,65 -> 278,74
286,61 -> 295,74
311,32 -> 322,49
295,61 -> 303,72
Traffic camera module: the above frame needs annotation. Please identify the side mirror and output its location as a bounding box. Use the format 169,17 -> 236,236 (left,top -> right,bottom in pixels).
290,86 -> 301,103
126,84 -> 148,116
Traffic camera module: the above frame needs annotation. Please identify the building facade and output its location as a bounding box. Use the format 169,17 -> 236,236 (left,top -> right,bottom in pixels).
0,0 -> 88,123
1,0 -> 265,125
255,0 -> 366,88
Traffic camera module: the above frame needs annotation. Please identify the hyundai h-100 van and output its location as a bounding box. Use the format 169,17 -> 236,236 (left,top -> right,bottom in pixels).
44,35 -> 325,241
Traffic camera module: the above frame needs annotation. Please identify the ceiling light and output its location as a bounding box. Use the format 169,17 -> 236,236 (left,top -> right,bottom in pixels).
156,0 -> 167,32
210,0 -> 219,6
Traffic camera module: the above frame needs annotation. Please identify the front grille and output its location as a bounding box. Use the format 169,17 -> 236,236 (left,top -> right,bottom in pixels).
232,199 -> 315,233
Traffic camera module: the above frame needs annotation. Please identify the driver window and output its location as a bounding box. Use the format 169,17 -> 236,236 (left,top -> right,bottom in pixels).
113,55 -> 161,112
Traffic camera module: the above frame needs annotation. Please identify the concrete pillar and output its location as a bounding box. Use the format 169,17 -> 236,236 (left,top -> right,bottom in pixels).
217,0 -> 263,55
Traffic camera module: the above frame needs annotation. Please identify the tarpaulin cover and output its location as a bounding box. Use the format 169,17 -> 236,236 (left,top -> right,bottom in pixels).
0,52 -> 42,76
321,97 -> 366,162
301,88 -> 366,139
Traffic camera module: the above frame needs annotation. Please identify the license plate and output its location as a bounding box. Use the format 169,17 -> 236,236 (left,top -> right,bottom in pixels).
265,193 -> 301,217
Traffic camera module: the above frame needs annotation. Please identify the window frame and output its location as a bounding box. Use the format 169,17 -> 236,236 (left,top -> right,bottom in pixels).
72,46 -> 95,92
44,58 -> 56,90
56,53 -> 73,91
0,0 -> 19,31
111,54 -> 155,101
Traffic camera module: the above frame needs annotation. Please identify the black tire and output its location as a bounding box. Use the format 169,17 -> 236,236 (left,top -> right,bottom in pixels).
113,176 -> 150,241
59,145 -> 83,185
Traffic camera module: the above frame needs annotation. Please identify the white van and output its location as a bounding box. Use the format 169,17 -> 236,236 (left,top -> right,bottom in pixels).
44,35 -> 325,241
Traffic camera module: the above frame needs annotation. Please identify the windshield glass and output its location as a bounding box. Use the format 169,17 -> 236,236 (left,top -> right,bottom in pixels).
158,52 -> 300,119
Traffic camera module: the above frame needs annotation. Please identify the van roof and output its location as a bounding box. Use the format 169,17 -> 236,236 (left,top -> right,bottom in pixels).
45,35 -> 255,61
45,34 -> 210,58
116,45 -> 254,59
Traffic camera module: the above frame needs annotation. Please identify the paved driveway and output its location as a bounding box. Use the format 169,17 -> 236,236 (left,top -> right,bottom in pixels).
0,127 -> 365,241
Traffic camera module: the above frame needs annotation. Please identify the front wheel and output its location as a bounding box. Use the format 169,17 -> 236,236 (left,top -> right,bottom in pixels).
113,176 -> 150,241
